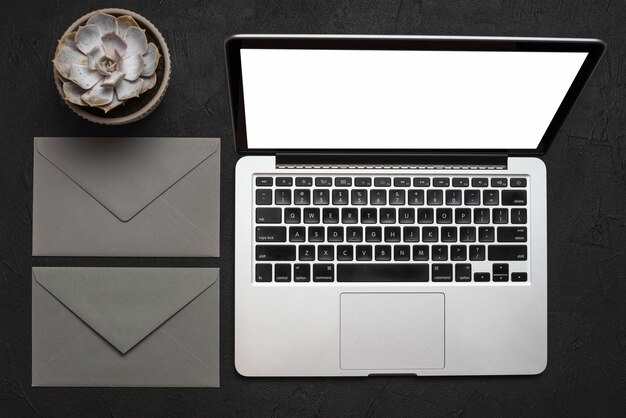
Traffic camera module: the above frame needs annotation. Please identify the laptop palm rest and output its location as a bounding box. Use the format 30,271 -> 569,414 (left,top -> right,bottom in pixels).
340,293 -> 445,370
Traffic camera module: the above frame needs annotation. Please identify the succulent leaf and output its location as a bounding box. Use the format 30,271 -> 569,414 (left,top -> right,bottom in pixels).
102,70 -> 125,87
120,54 -> 145,81
81,80 -> 115,106
86,12 -> 118,35
124,26 -> 148,57
63,82 -> 87,106
53,45 -> 87,79
58,31 -> 77,52
139,73 -> 157,94
116,15 -> 140,39
75,24 -> 102,55
86,46 -> 104,71
69,63 -> 102,89
115,78 -> 144,100
141,43 -> 160,77
101,94 -> 124,113
101,32 -> 127,59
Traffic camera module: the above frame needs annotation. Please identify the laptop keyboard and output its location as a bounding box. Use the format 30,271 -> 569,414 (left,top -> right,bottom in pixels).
253,175 -> 529,284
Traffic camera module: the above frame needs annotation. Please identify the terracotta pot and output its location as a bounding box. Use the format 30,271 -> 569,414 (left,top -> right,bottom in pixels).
53,8 -> 171,125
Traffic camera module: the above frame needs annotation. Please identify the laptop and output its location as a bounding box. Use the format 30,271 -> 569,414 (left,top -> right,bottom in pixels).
226,35 -> 605,376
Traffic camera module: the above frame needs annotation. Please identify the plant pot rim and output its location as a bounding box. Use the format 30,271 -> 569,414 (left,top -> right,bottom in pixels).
54,8 -> 171,125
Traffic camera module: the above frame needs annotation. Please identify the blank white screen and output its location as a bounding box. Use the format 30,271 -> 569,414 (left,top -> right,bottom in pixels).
240,49 -> 587,150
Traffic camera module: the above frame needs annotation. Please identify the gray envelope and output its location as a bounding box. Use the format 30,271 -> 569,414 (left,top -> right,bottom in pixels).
32,267 -> 219,387
32,137 -> 220,257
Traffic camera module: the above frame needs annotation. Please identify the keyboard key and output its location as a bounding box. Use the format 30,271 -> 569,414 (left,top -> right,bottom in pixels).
389,190 -> 406,205
370,190 -> 387,205
256,177 -> 273,186
365,226 -> 382,242
384,227 -> 401,242
256,226 -> 286,242
294,189 -> 311,205
275,264 -> 291,282
512,272 -> 528,282
474,208 -> 490,224
342,208 -> 358,224
427,190 -> 443,205
474,272 -> 490,282
491,178 -> 507,187
380,208 -> 396,224
351,189 -> 368,205
332,189 -> 349,205
375,245 -> 392,261
460,226 -> 476,242
294,264 -> 311,282
422,227 -> 438,242
413,177 -> 430,187
256,208 -> 281,223
313,264 -> 334,282
394,177 -> 411,187
451,245 -> 466,261
464,190 -> 480,205
469,245 -> 486,261
452,177 -> 469,187
502,190 -> 527,206
355,177 -> 372,187
418,208 -> 434,224
303,208 -> 320,224
455,208 -> 471,224
374,177 -> 391,187
493,208 -> 508,224
492,263 -> 509,282
407,190 -> 424,205
308,227 -> 325,242
437,208 -> 453,224
472,178 -> 489,187
256,189 -> 272,205
394,245 -> 411,261
483,190 -> 499,206
275,189 -> 291,205
295,177 -> 312,186
318,245 -> 334,261
488,245 -> 527,261
455,264 -> 472,282
276,177 -> 293,187
433,178 -> 450,187
315,177 -> 332,187
361,208 -> 377,223
413,245 -> 429,261
255,264 -> 272,282
446,190 -> 462,205
347,226 -> 363,242
284,208 -> 301,224
299,245 -> 315,261
289,226 -> 305,242
335,177 -> 352,187
432,245 -> 448,261
256,245 -> 296,261
511,208 -> 527,224
403,226 -> 420,242
328,226 -> 344,242
337,245 -> 353,261
323,208 -> 339,224
313,189 -> 330,205
497,227 -> 527,242
441,226 -> 457,242
355,245 -> 373,261
337,264 -> 429,282
510,178 -> 527,188
479,226 -> 495,242
399,208 -> 415,224
432,264 -> 453,281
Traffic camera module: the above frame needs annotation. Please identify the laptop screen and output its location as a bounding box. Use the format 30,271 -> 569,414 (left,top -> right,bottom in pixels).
239,48 -> 588,150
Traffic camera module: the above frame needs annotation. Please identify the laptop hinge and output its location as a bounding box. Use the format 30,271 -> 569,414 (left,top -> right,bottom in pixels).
275,153 -> 508,170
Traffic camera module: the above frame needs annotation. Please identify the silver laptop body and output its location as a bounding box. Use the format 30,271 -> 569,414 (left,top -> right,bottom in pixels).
227,35 -> 604,376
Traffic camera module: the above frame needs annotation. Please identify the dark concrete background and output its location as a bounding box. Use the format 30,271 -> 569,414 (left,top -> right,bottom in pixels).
1,0 -> 624,416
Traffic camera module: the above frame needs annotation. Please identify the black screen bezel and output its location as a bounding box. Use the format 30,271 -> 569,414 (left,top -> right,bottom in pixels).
225,35 -> 605,156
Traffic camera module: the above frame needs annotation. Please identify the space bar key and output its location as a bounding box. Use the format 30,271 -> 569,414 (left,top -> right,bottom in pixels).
337,264 -> 429,282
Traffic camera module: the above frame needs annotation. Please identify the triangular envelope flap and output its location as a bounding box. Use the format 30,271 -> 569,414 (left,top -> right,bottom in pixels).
33,267 -> 218,354
35,137 -> 219,222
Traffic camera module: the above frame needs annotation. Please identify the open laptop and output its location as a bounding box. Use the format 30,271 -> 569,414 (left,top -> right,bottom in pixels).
227,35 -> 605,376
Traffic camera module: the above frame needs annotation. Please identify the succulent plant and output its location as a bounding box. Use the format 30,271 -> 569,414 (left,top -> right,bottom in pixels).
53,12 -> 161,113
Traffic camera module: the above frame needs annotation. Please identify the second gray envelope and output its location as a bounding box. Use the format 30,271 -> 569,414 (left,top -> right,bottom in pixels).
32,137 -> 220,257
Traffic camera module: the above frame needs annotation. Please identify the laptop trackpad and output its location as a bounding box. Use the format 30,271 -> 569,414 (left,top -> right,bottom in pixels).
340,293 -> 445,370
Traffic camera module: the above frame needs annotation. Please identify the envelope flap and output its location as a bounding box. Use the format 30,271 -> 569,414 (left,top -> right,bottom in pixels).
35,137 -> 219,222
33,267 -> 218,354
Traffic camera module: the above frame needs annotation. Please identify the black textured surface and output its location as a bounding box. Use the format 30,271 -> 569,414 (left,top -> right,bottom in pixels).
1,0 -> 625,416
